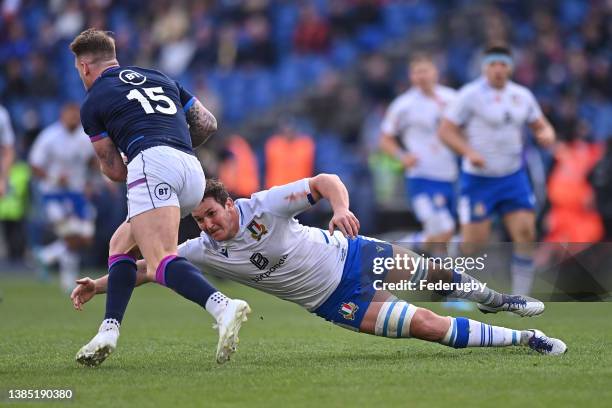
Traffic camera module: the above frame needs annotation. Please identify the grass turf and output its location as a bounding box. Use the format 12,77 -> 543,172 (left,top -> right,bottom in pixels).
1,277 -> 611,408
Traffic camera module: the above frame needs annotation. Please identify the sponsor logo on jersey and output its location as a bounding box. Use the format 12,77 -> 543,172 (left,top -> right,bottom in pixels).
154,182 -> 172,200
219,247 -> 229,258
247,219 -> 268,241
376,245 -> 385,253
250,252 -> 269,270
339,302 -> 359,321
250,254 -> 288,283
119,69 -> 147,85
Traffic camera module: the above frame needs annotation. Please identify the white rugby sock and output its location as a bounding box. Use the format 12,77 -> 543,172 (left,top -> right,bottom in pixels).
440,317 -> 523,348
205,292 -> 229,321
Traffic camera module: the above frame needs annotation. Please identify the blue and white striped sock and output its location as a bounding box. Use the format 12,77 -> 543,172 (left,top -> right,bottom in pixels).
440,317 -> 523,348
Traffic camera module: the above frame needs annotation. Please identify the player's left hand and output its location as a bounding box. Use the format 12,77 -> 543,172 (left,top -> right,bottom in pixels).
71,278 -> 97,311
536,130 -> 555,147
329,209 -> 360,239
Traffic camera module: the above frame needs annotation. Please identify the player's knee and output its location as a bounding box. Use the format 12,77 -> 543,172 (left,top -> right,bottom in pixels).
372,300 -> 417,338
409,308 -> 448,341
513,225 -> 535,243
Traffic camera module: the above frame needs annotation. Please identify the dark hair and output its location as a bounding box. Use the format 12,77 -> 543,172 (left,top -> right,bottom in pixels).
484,45 -> 511,57
409,52 -> 434,65
70,28 -> 116,62
204,178 -> 230,206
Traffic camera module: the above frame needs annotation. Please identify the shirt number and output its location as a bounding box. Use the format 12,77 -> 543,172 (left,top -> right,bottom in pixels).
126,87 -> 177,115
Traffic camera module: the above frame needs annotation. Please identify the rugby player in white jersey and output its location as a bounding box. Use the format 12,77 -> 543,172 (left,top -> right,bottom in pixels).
439,45 -> 556,296
0,103 -> 15,198
380,54 -> 457,254
29,103 -> 97,292
72,175 -> 567,356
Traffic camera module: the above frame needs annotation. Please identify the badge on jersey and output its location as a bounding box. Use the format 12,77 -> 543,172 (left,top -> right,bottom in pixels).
247,219 -> 268,241
339,302 -> 359,321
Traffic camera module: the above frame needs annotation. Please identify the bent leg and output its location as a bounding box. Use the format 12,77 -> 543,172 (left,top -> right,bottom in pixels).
130,206 -> 228,320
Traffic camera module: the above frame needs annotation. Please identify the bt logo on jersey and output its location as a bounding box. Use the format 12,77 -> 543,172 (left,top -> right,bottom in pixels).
119,69 -> 147,85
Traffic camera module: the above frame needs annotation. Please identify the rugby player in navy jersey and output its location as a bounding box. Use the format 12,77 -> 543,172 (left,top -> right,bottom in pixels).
70,28 -> 250,366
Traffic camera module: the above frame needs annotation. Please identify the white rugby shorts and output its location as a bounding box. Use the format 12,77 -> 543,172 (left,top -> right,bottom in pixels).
126,146 -> 205,219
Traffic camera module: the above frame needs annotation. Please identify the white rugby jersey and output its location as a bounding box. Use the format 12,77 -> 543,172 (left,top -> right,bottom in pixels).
444,77 -> 543,177
381,85 -> 458,181
0,105 -> 15,146
29,121 -> 94,193
178,179 -> 348,311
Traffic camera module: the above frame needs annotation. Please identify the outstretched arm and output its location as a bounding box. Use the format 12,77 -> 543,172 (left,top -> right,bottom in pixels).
308,173 -> 360,238
185,99 -> 218,148
70,260 -> 151,311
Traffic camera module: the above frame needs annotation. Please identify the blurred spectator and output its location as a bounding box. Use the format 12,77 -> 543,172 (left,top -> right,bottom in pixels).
27,53 -> 58,99
265,118 -> 315,188
2,59 -> 27,102
218,134 -> 260,198
592,138 -> 612,241
294,3 -> 331,54
237,15 -> 276,67
545,122 -> 604,243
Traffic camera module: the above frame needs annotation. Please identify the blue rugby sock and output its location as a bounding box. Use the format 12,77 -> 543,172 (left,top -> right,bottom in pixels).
156,255 -> 219,311
104,254 -> 138,324
439,317 -> 523,348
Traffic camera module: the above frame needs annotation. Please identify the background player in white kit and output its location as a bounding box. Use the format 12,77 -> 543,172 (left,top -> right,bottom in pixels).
0,103 -> 15,198
379,54 -> 457,254
439,46 -> 556,296
72,175 -> 567,356
29,102 -> 97,292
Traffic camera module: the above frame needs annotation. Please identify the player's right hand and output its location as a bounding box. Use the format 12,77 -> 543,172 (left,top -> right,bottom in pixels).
466,150 -> 486,168
400,153 -> 418,169
71,277 -> 97,311
329,209 -> 360,239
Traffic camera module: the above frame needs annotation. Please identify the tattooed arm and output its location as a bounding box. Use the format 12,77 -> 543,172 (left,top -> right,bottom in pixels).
91,137 -> 127,182
185,99 -> 218,148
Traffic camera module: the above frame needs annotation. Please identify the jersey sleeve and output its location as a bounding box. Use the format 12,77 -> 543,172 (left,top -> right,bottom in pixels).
253,178 -> 316,218
28,130 -> 50,168
80,97 -> 108,143
524,90 -> 543,124
444,87 -> 472,125
0,106 -> 15,146
175,81 -> 197,113
178,237 -> 207,266
380,98 -> 405,136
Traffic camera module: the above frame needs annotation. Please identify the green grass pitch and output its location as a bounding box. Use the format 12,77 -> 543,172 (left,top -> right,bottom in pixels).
1,277 -> 611,407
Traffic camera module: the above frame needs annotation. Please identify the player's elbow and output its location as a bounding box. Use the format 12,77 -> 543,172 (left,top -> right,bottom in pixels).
104,166 -> 127,182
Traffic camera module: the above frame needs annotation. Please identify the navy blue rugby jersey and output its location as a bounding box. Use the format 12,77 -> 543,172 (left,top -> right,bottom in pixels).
80,66 -> 197,162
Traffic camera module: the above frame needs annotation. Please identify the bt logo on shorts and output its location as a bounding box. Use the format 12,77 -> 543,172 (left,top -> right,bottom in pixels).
154,183 -> 172,201
250,252 -> 269,270
119,69 -> 147,85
